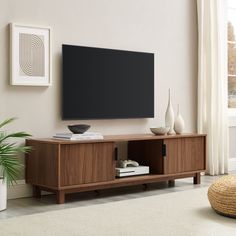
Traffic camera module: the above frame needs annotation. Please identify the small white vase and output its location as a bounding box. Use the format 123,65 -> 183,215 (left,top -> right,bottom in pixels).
174,105 -> 185,134
165,89 -> 175,134
0,178 -> 7,211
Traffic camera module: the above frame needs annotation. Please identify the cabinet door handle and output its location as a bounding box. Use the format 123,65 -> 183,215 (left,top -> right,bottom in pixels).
114,147 -> 118,161
162,144 -> 166,157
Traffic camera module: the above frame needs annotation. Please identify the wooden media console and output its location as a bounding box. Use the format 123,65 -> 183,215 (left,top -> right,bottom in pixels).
25,133 -> 206,204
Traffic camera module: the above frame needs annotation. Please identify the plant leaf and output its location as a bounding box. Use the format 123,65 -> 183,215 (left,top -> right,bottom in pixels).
0,118 -> 32,186
0,118 -> 16,129
0,132 -> 31,144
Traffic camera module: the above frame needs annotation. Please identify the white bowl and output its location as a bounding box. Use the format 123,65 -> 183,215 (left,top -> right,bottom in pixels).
150,127 -> 170,135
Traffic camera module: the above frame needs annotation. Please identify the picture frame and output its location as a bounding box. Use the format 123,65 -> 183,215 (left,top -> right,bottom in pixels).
10,23 -> 52,86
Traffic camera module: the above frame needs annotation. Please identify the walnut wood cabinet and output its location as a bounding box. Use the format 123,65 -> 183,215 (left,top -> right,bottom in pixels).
60,143 -> 115,186
163,137 -> 205,174
26,134 -> 206,204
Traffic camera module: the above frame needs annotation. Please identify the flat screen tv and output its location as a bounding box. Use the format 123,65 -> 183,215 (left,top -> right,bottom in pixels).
62,44 -> 154,120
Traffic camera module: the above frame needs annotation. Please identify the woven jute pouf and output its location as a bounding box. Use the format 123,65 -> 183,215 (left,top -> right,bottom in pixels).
208,175 -> 236,218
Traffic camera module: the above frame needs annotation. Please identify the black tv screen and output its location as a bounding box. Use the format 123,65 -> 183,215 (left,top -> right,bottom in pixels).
62,45 -> 154,120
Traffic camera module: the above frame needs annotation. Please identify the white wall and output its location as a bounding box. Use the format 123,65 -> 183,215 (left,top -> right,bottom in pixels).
0,0 -> 198,171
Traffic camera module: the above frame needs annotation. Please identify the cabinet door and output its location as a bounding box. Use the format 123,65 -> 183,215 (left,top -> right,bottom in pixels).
163,138 -> 181,174
60,142 -> 115,186
164,137 -> 205,174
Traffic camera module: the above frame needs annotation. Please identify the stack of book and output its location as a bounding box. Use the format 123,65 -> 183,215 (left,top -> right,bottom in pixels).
53,132 -> 104,140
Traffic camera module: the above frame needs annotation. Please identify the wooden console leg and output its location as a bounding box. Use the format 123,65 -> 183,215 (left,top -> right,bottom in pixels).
194,173 -> 201,185
168,180 -> 175,187
33,186 -> 41,198
56,191 -> 65,204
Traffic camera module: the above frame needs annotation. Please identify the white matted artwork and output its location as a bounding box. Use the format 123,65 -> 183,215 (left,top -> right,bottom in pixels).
10,23 -> 51,86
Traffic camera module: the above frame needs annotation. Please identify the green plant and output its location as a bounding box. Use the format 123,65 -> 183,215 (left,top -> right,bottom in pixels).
0,118 -> 31,186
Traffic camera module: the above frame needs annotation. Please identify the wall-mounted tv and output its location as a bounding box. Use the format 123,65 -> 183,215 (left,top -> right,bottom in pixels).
62,44 -> 154,120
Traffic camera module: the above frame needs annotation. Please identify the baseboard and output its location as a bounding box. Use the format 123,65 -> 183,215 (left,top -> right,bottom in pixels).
7,180 -> 32,200
7,180 -> 51,200
229,158 -> 236,172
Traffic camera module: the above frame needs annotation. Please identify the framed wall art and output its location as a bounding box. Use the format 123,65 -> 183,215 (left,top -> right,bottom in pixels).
10,23 -> 51,86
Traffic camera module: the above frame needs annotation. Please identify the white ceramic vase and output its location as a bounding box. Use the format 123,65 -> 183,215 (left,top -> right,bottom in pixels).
0,178 -> 7,211
174,105 -> 185,134
165,89 -> 175,134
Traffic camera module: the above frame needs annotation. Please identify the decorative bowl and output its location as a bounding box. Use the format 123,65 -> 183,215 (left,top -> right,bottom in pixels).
68,124 -> 90,134
150,127 -> 170,135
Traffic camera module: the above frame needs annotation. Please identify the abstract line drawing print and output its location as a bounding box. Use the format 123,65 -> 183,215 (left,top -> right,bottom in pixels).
19,33 -> 45,77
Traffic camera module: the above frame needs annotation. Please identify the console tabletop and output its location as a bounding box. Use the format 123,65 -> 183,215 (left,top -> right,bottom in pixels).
29,133 -> 206,144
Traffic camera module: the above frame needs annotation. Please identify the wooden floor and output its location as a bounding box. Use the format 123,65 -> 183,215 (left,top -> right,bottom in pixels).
0,174 -> 230,219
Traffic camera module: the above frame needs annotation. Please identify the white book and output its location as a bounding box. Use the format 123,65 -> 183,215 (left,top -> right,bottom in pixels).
53,136 -> 104,140
53,132 -> 103,140
55,132 -> 102,138
116,166 -> 149,177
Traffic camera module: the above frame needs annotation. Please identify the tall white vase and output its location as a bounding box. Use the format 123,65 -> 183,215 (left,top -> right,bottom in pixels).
165,89 -> 175,134
174,105 -> 185,134
0,178 -> 7,211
